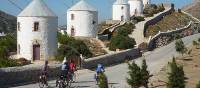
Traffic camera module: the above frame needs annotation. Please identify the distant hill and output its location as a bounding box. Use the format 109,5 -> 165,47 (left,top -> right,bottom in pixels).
0,10 -> 16,33
184,0 -> 200,20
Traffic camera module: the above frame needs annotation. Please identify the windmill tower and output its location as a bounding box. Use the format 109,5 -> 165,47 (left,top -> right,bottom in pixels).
128,0 -> 144,16
112,0 -> 130,21
143,0 -> 151,7
67,0 -> 98,38
17,0 -> 58,61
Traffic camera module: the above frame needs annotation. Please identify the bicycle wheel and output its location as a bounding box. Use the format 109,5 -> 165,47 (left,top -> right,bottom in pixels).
66,80 -> 71,88
38,78 -> 45,88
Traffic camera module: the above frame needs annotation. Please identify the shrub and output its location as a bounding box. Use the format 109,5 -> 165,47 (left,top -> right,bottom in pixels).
141,59 -> 150,88
198,38 -> 200,43
57,32 -> 75,44
117,27 -> 130,36
98,73 -> 109,88
108,35 -> 136,51
167,57 -> 185,88
0,34 -> 17,53
57,33 -> 92,59
0,59 -> 21,68
175,39 -> 187,55
67,40 -> 93,58
114,22 -> 135,36
174,34 -> 181,39
157,4 -> 165,12
57,45 -> 80,61
0,46 -> 8,59
143,4 -> 165,17
197,81 -> 200,88
134,16 -> 145,22
127,61 -> 141,88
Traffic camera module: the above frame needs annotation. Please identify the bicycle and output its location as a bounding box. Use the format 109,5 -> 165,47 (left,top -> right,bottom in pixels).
38,74 -> 48,88
56,74 -> 72,88
94,73 -> 100,85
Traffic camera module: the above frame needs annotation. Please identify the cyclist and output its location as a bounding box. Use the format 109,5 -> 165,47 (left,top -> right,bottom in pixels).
61,61 -> 70,78
69,60 -> 76,82
96,64 -> 105,74
95,64 -> 105,84
39,61 -> 49,87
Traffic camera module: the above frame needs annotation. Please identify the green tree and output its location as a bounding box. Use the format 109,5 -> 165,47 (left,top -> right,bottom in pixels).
98,73 -> 109,88
196,81 -> 200,88
0,46 -> 8,59
109,35 -> 136,51
141,59 -> 150,88
57,33 -> 92,58
167,57 -> 185,88
115,23 -> 134,36
175,39 -> 187,55
127,61 -> 141,88
67,40 -> 92,57
56,45 -> 80,61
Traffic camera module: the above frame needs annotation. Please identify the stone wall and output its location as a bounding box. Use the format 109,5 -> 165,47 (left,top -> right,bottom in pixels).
148,10 -> 200,50
82,48 -> 142,69
143,4 -> 175,37
148,21 -> 200,50
0,64 -> 61,86
0,48 -> 142,86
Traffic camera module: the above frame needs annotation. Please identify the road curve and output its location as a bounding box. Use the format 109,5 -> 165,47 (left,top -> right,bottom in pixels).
10,33 -> 200,88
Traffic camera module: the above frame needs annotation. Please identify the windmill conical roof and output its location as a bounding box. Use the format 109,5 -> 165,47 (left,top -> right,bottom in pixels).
69,0 -> 97,11
18,0 -> 57,17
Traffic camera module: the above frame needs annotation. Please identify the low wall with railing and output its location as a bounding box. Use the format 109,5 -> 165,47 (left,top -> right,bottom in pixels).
0,48 -> 142,86
0,64 -> 61,86
82,48 -> 142,69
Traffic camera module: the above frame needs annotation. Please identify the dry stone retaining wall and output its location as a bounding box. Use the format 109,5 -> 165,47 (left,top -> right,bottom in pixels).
143,4 -> 175,37
148,21 -> 200,50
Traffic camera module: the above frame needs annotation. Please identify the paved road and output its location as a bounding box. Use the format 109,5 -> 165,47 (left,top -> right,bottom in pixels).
11,33 -> 200,88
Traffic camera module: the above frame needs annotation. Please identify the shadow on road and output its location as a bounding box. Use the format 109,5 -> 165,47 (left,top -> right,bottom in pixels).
74,80 -> 95,83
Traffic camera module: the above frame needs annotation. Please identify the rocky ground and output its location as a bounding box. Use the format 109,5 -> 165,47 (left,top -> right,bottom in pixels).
149,45 -> 200,88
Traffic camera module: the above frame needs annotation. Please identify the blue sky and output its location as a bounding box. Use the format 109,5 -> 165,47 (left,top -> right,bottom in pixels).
0,0 -> 194,25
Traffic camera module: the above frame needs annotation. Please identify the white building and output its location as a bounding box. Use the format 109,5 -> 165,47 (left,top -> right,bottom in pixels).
128,0 -> 144,16
67,0 -> 98,38
143,0 -> 151,7
112,0 -> 130,21
17,0 -> 58,61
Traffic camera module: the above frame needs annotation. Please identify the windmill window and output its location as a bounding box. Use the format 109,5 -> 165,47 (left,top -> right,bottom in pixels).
17,22 -> 20,31
71,14 -> 75,20
33,22 -> 39,31
121,6 -> 124,10
92,21 -> 96,24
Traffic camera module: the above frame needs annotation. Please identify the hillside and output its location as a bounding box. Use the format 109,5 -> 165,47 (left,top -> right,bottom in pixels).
149,45 -> 200,88
0,10 -> 16,33
184,0 -> 200,20
146,12 -> 196,37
